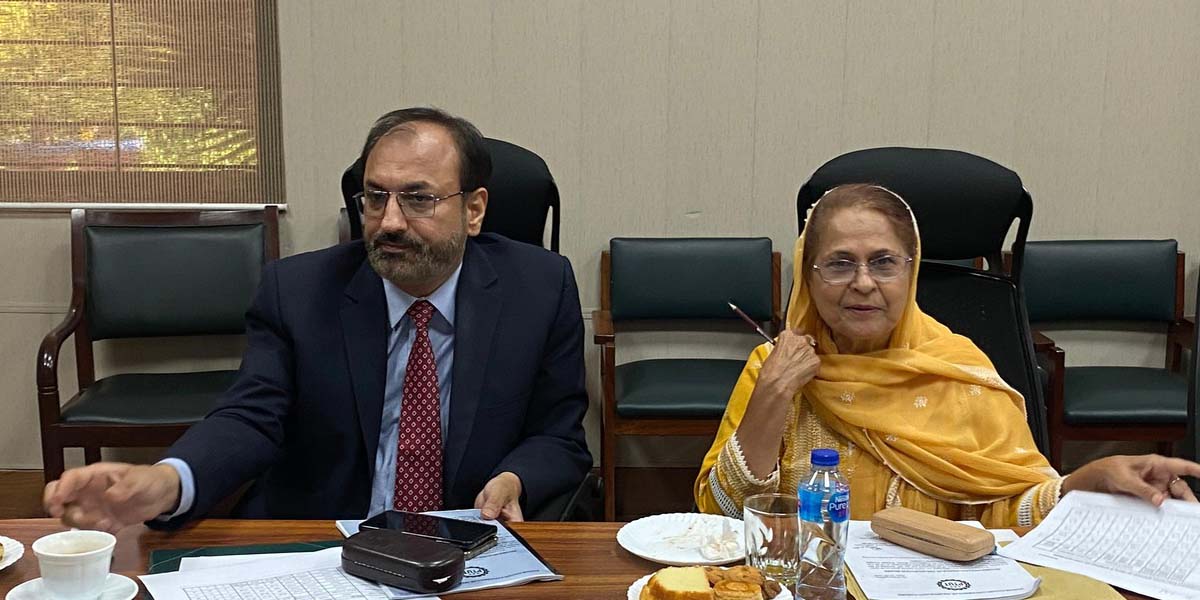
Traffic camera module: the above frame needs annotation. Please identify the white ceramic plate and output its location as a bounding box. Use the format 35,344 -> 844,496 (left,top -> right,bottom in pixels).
6,573 -> 137,600
617,513 -> 745,566
0,535 -> 24,572
627,572 -> 793,600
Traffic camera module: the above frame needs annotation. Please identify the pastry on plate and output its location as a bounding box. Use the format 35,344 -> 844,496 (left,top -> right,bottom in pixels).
713,579 -> 763,599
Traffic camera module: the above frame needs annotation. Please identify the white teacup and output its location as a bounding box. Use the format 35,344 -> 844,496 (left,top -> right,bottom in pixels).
31,530 -> 116,600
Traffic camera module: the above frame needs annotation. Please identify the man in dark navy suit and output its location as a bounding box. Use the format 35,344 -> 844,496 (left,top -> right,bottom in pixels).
44,108 -> 591,529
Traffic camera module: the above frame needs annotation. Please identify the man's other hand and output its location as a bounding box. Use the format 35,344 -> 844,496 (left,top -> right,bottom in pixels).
43,462 -> 181,533
473,471 -> 524,522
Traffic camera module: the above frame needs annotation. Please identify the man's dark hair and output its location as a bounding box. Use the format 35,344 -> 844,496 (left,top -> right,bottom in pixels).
359,107 -> 492,192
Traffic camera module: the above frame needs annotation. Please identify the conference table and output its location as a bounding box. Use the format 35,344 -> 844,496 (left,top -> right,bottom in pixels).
0,519 -> 1148,599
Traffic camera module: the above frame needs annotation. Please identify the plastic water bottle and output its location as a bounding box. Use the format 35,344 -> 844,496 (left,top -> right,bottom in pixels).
797,448 -> 849,600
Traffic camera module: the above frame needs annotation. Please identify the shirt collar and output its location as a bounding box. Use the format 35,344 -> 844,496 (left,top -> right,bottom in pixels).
382,261 -> 463,331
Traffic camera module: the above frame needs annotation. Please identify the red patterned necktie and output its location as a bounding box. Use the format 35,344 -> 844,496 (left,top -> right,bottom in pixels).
393,300 -> 443,512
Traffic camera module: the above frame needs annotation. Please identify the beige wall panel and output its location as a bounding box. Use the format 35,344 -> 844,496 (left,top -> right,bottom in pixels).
276,0 -> 327,255
1038,328 -> 1167,370
1091,1 -> 1200,254
926,0 -> 1022,163
0,314 -> 78,469
0,213 -> 71,308
664,0 -> 760,238
90,337 -> 244,378
840,0 -> 935,149
396,1 -> 497,124
753,0 -> 849,288
1011,0 -> 1111,238
489,0 -> 583,262
578,0 -> 672,305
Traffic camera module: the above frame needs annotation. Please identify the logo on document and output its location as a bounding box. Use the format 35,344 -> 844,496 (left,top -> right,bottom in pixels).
464,566 -> 490,578
937,579 -> 971,591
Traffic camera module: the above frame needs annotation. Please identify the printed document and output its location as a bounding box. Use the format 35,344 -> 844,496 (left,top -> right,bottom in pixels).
845,520 -> 1039,600
999,491 -> 1200,600
140,547 -> 390,600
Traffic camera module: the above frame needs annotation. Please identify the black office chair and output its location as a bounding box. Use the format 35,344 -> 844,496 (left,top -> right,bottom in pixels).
796,147 -> 1048,453
340,138 -> 560,252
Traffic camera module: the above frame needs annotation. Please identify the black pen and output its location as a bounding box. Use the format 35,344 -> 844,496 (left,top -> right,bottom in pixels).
727,300 -> 776,345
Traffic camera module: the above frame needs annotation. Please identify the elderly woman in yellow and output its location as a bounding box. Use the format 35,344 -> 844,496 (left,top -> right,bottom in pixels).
696,183 -> 1200,528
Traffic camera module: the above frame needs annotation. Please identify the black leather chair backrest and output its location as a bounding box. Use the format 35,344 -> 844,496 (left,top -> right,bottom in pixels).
796,147 -> 1032,281
341,137 -> 560,251
1022,240 -> 1179,323
483,138 -> 560,251
916,262 -> 1049,452
85,224 -> 265,340
609,237 -> 774,322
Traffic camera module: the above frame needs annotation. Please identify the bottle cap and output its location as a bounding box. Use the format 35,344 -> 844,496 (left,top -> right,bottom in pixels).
810,448 -> 840,467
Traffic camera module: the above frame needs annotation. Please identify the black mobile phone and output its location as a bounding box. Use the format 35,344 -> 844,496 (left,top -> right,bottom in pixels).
360,511 -> 498,558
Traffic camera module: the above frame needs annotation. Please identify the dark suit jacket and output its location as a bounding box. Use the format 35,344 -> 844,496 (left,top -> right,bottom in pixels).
161,234 -> 591,524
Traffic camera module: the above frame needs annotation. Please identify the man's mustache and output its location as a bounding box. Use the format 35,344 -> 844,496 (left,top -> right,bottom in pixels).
371,231 -> 424,251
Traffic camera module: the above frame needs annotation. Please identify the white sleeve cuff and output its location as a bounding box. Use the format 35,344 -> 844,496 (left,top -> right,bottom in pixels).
155,458 -> 195,521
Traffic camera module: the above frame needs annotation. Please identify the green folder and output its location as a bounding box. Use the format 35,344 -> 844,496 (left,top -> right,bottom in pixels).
146,540 -> 342,574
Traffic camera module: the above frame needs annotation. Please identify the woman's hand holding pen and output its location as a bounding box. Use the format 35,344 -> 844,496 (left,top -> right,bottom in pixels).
757,328 -> 821,403
736,327 -> 821,479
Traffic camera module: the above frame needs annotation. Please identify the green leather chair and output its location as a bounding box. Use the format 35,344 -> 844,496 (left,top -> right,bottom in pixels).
36,208 -> 279,483
1024,240 -> 1195,470
593,237 -> 780,520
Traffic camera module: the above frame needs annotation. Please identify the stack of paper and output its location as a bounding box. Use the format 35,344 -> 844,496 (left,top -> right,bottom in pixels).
845,521 -> 1040,600
140,509 -> 560,600
999,491 -> 1200,600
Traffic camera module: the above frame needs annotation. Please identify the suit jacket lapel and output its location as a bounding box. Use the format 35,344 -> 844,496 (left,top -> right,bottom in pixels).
341,259 -> 389,478
445,240 -> 501,490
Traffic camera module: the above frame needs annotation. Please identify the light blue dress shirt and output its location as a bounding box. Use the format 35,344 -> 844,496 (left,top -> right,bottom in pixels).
160,263 -> 461,521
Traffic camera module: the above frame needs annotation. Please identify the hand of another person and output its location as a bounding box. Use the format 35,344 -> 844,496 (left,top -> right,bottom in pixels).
1062,454 -> 1200,506
43,462 -> 181,533
474,471 -> 524,522
756,328 -> 821,404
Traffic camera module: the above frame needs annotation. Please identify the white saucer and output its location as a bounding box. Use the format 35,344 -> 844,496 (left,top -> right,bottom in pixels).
6,573 -> 137,600
0,535 -> 24,572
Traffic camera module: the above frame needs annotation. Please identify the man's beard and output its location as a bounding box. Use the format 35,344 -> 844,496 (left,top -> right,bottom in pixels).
366,222 -> 466,290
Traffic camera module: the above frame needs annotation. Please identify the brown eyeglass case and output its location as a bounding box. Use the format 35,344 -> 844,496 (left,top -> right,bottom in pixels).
870,506 -> 996,562
342,529 -> 465,593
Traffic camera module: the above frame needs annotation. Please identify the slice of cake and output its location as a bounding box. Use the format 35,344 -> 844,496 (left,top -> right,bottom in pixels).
640,566 -> 714,600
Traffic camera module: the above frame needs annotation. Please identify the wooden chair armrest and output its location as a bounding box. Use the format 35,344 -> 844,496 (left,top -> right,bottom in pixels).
36,305 -> 83,416
592,310 -> 614,345
1170,315 -> 1195,350
1031,330 -> 1058,354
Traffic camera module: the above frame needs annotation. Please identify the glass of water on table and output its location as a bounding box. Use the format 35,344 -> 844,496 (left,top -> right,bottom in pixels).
743,493 -> 801,589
